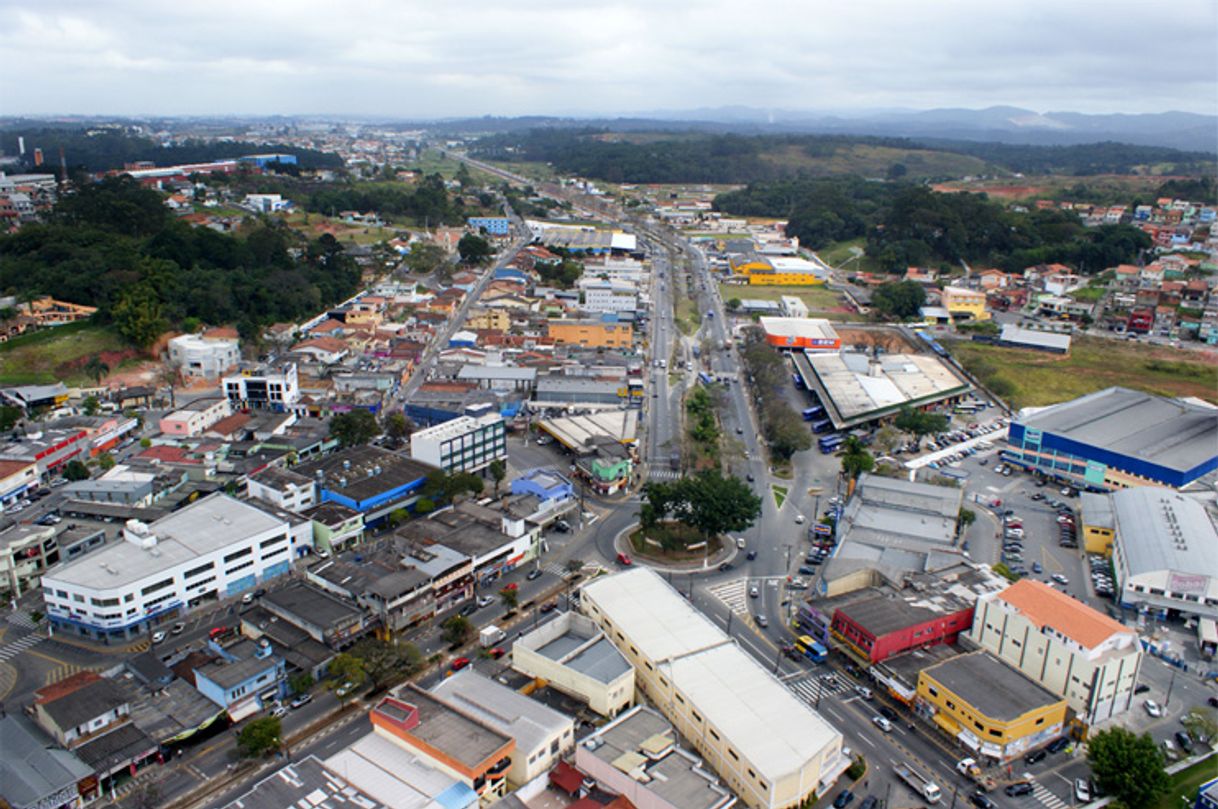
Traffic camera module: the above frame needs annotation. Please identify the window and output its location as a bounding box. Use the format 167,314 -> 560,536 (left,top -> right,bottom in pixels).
550,739 -> 560,754
927,685 -> 938,698
141,577 -> 173,596
728,748 -> 739,761
226,560 -> 255,575
692,711 -> 702,723
988,729 -> 1002,737
224,548 -> 252,563
260,535 -> 287,549
710,729 -> 720,741
91,597 -> 119,607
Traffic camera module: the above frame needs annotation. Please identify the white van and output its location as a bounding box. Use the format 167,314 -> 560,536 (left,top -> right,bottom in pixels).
736,537 -> 746,550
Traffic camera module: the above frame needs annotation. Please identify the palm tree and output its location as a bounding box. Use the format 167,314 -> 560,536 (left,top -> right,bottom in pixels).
84,357 -> 109,386
839,436 -> 875,482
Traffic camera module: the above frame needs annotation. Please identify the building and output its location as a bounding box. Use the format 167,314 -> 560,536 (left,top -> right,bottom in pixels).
1106,488 -> 1218,620
940,286 -> 990,321
780,295 -> 809,318
260,581 -> 369,648
574,705 -> 735,809
241,193 -> 290,213
970,579 -> 1142,724
0,458 -> 38,505
830,592 -> 975,665
326,733 -> 480,809
0,428 -> 90,477
579,279 -> 638,314
796,350 -> 971,431
63,464 -> 156,506
0,713 -> 94,809
41,494 -> 295,640
168,333 -> 240,379
296,445 -> 438,525
409,413 -> 507,474
546,319 -> 633,349
193,638 -> 287,720
579,567 -> 847,809
158,397 -> 233,438
222,363 -> 301,412
917,652 -> 1067,762
1078,492 -> 1117,555
431,670 -> 574,787
370,686 -> 514,806
996,324 -> 1071,354
468,216 -> 511,236
1004,387 -> 1218,490
396,500 -> 540,588
0,523 -> 59,600
758,317 -> 840,351
731,255 -> 828,285
511,610 -> 634,717
246,465 -> 316,512
309,557 -> 433,632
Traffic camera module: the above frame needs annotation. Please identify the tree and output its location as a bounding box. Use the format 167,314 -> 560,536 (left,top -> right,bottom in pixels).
839,436 -> 875,480
81,395 -> 100,416
499,586 -> 519,612
488,459 -> 507,496
350,637 -> 418,689
129,783 -> 163,809
404,242 -> 447,275
457,233 -> 493,265
1181,707 -> 1217,742
894,407 -> 948,449
643,471 -> 762,544
236,716 -> 282,758
329,409 -> 380,447
97,451 -> 116,470
111,283 -> 168,348
872,425 -> 901,455
565,558 -> 584,575
83,357 -> 110,386
288,672 -> 314,696
442,615 -> 473,647
383,411 -> 411,443
328,652 -> 367,694
726,297 -> 742,311
62,459 -> 90,481
387,508 -> 409,528
871,281 -> 926,320
1086,727 -> 1168,809
958,508 -> 977,530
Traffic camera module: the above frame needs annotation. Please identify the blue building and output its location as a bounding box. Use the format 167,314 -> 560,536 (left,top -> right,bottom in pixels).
194,638 -> 286,721
511,467 -> 575,503
467,216 -> 511,236
239,153 -> 298,168
1195,777 -> 1218,809
295,445 -> 437,526
1004,387 -> 1218,491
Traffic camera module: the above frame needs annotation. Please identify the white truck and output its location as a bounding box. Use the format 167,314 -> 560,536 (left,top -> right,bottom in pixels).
956,758 -> 996,792
479,625 -> 506,648
894,762 -> 942,804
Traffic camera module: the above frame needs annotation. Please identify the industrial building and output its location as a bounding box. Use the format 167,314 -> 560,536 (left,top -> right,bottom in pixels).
296,445 -> 438,525
794,350 -> 972,430
971,579 -> 1142,724
758,317 -> 840,351
917,652 -> 1067,762
1004,387 -> 1218,490
579,567 -> 847,809
409,413 -> 507,474
730,255 -> 829,285
511,610 -> 634,717
996,324 -> 1071,354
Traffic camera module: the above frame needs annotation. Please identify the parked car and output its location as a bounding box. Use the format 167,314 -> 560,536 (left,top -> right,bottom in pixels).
1031,562 -> 1043,574
616,552 -> 633,566
540,600 -> 558,613
872,715 -> 893,732
833,790 -> 854,809
489,647 -> 507,659
271,704 -> 288,718
450,657 -> 471,672
755,614 -> 769,628
290,694 -> 312,709
171,622 -> 186,635
151,631 -> 166,644
1052,574 -> 1069,585
1175,731 -> 1194,753
1074,780 -> 1091,803
1005,783 -> 1034,797
460,603 -> 478,617
749,585 -> 760,598
476,595 -> 495,608
1025,748 -> 1048,765
879,706 -> 898,721
1143,699 -> 1163,717
1046,737 -> 1069,754
527,568 -> 543,581
970,793 -> 998,809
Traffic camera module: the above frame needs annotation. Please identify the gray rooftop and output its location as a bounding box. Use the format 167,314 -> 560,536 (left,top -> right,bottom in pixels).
261,582 -> 363,631
838,595 -> 950,637
430,670 -> 572,757
527,612 -> 632,684
1080,491 -> 1115,530
296,445 -> 437,501
456,365 -> 537,381
999,324 -> 1072,351
73,722 -> 156,773
1112,488 -> 1218,579
0,714 -> 92,808
837,474 -> 963,551
1016,387 -> 1218,474
37,676 -> 129,730
805,351 -> 970,427
249,465 -> 312,489
921,652 -> 1062,721
376,686 -> 511,769
196,650 -> 280,690
219,755 -> 387,809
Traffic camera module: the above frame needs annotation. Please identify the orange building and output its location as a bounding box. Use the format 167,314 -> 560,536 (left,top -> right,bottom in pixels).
547,319 -> 634,348
758,317 -> 841,351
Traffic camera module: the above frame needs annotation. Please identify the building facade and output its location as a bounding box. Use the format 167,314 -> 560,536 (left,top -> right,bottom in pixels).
168,334 -> 241,379
158,397 -> 232,438
546,319 -> 633,348
410,414 -> 507,474
222,363 -> 300,412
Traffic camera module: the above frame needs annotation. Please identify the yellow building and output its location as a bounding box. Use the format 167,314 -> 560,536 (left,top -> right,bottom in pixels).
547,319 -> 633,348
917,652 -> 1067,762
466,309 -> 512,332
1079,492 -> 1116,555
940,286 -> 990,321
730,256 -> 826,286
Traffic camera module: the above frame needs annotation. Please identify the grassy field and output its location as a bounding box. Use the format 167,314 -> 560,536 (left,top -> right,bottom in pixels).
950,335 -> 1218,408
0,323 -> 130,385
1155,757 -> 1216,809
279,210 -> 401,245
756,143 -> 997,180
719,282 -> 849,312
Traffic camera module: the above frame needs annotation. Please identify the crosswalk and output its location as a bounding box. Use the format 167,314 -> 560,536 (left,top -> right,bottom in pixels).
785,674 -> 845,708
6,611 -> 38,631
542,562 -> 569,578
0,631 -> 45,662
647,468 -> 681,481
706,578 -> 751,615
44,663 -> 102,687
1032,781 -> 1068,809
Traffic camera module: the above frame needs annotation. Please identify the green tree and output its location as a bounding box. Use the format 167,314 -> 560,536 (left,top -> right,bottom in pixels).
97,451 -> 116,470
457,233 -> 493,265
404,242 -> 448,275
872,425 -> 901,455
1181,707 -> 1217,742
488,459 -> 507,496
387,508 -> 410,528
1086,728 -> 1168,809
129,783 -> 163,809
442,615 -> 473,647
112,283 -> 168,348
236,716 -> 282,758
871,281 -> 927,320
0,405 -> 21,432
839,436 -> 875,480
894,407 -> 947,449
958,508 -> 977,529
350,637 -> 418,689
81,395 -> 100,416
565,558 -> 584,575
329,409 -> 380,447
726,297 -> 742,311
328,653 -> 367,698
499,586 -> 519,612
644,471 -> 762,544
383,411 -> 411,442
83,357 -> 110,386
62,459 -> 90,481
139,437 -> 152,448
288,672 -> 314,696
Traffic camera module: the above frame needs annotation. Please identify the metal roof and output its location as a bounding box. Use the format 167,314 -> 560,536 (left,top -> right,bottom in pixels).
921,652 -> 1062,722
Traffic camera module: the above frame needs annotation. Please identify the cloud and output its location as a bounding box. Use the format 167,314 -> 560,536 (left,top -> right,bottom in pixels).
1,0 -> 1215,116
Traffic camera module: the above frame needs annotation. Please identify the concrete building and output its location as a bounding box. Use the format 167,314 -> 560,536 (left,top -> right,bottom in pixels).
0,523 -> 58,600
1107,488 -> 1218,620
996,324 -> 1071,354
731,255 -> 828,285
409,413 -> 507,474
546,319 -> 633,349
971,579 -> 1142,724
758,317 -> 840,351
780,295 -> 809,318
917,652 -> 1067,762
0,713 -> 94,809
580,567 -> 847,809
222,363 -> 300,412
1079,492 -> 1117,555
260,581 -> 369,649
0,457 -> 38,505
41,494 -> 295,640
1004,387 -> 1218,491
193,638 -> 287,721
395,500 -> 540,588
940,286 -> 990,321
467,216 -> 511,236
168,333 -> 241,379
159,397 -> 232,438
579,279 -> 638,314
431,670 -> 574,787
574,705 -> 735,809
246,465 -> 316,512
325,733 -> 479,809
511,610 -> 634,717
296,445 -> 438,526
370,686 -> 514,806
0,428 -> 90,477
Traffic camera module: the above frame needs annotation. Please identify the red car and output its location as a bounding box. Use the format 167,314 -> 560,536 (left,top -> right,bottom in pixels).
209,626 -> 231,640
489,647 -> 506,659
450,657 -> 471,671
540,600 -> 559,613
616,552 -> 633,566
502,582 -> 518,591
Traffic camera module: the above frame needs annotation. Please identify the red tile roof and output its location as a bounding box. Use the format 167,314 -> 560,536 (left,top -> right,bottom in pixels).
997,579 -> 1131,649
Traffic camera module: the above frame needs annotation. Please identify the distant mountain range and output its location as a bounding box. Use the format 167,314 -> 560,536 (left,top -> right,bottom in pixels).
427,106 -> 1217,152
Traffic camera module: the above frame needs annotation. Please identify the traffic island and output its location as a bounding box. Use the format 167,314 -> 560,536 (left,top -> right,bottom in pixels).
615,521 -> 735,574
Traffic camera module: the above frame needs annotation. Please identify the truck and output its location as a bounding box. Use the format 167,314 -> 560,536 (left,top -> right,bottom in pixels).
956,758 -> 997,792
894,762 -> 942,804
479,625 -> 506,648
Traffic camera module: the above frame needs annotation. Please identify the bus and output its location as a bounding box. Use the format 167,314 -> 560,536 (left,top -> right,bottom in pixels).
794,634 -> 828,663
697,371 -> 714,386
818,434 -> 844,454
953,402 -> 984,414
802,406 -> 825,422
810,419 -> 834,434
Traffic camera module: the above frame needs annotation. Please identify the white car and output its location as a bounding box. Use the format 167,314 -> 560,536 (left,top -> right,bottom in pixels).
749,585 -> 760,599
1074,780 -> 1091,803
872,715 -> 893,732
794,514 -> 805,524
1143,699 -> 1163,718
1052,574 -> 1069,585
476,595 -> 494,608
736,537 -> 747,550
151,631 -> 166,644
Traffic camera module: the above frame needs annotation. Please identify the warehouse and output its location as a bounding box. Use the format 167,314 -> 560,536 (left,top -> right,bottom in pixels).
1004,387 -> 1218,490
758,317 -> 840,350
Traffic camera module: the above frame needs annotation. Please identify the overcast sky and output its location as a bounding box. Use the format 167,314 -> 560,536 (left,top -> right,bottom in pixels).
3,0 -> 1216,118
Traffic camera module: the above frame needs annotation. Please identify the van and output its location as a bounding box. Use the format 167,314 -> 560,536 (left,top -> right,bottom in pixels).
735,537 -> 746,550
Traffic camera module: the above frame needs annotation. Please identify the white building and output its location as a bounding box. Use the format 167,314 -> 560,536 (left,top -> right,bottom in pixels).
41,494 -> 295,641
247,466 -> 317,512
587,258 -> 648,284
409,414 -> 507,474
511,610 -> 634,717
222,363 -> 300,412
168,334 -> 241,380
970,579 -> 1143,724
242,193 -> 290,213
578,279 -> 638,314
430,669 -> 574,787
780,295 -> 809,318
580,567 -> 848,809
158,397 -> 232,438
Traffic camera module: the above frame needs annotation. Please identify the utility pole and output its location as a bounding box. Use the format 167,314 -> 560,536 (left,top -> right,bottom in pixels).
1164,666 -> 1177,707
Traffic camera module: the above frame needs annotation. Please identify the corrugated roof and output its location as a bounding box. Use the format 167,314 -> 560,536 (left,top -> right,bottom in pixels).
996,579 -> 1132,649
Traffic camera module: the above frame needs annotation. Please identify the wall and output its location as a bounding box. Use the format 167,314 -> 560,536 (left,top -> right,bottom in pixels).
511,640 -> 633,717
917,670 -> 1066,760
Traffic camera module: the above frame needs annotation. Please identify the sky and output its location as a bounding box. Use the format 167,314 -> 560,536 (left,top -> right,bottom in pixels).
2,0 -> 1216,119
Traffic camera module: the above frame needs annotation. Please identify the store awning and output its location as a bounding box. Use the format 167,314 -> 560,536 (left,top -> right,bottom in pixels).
227,699 -> 261,724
